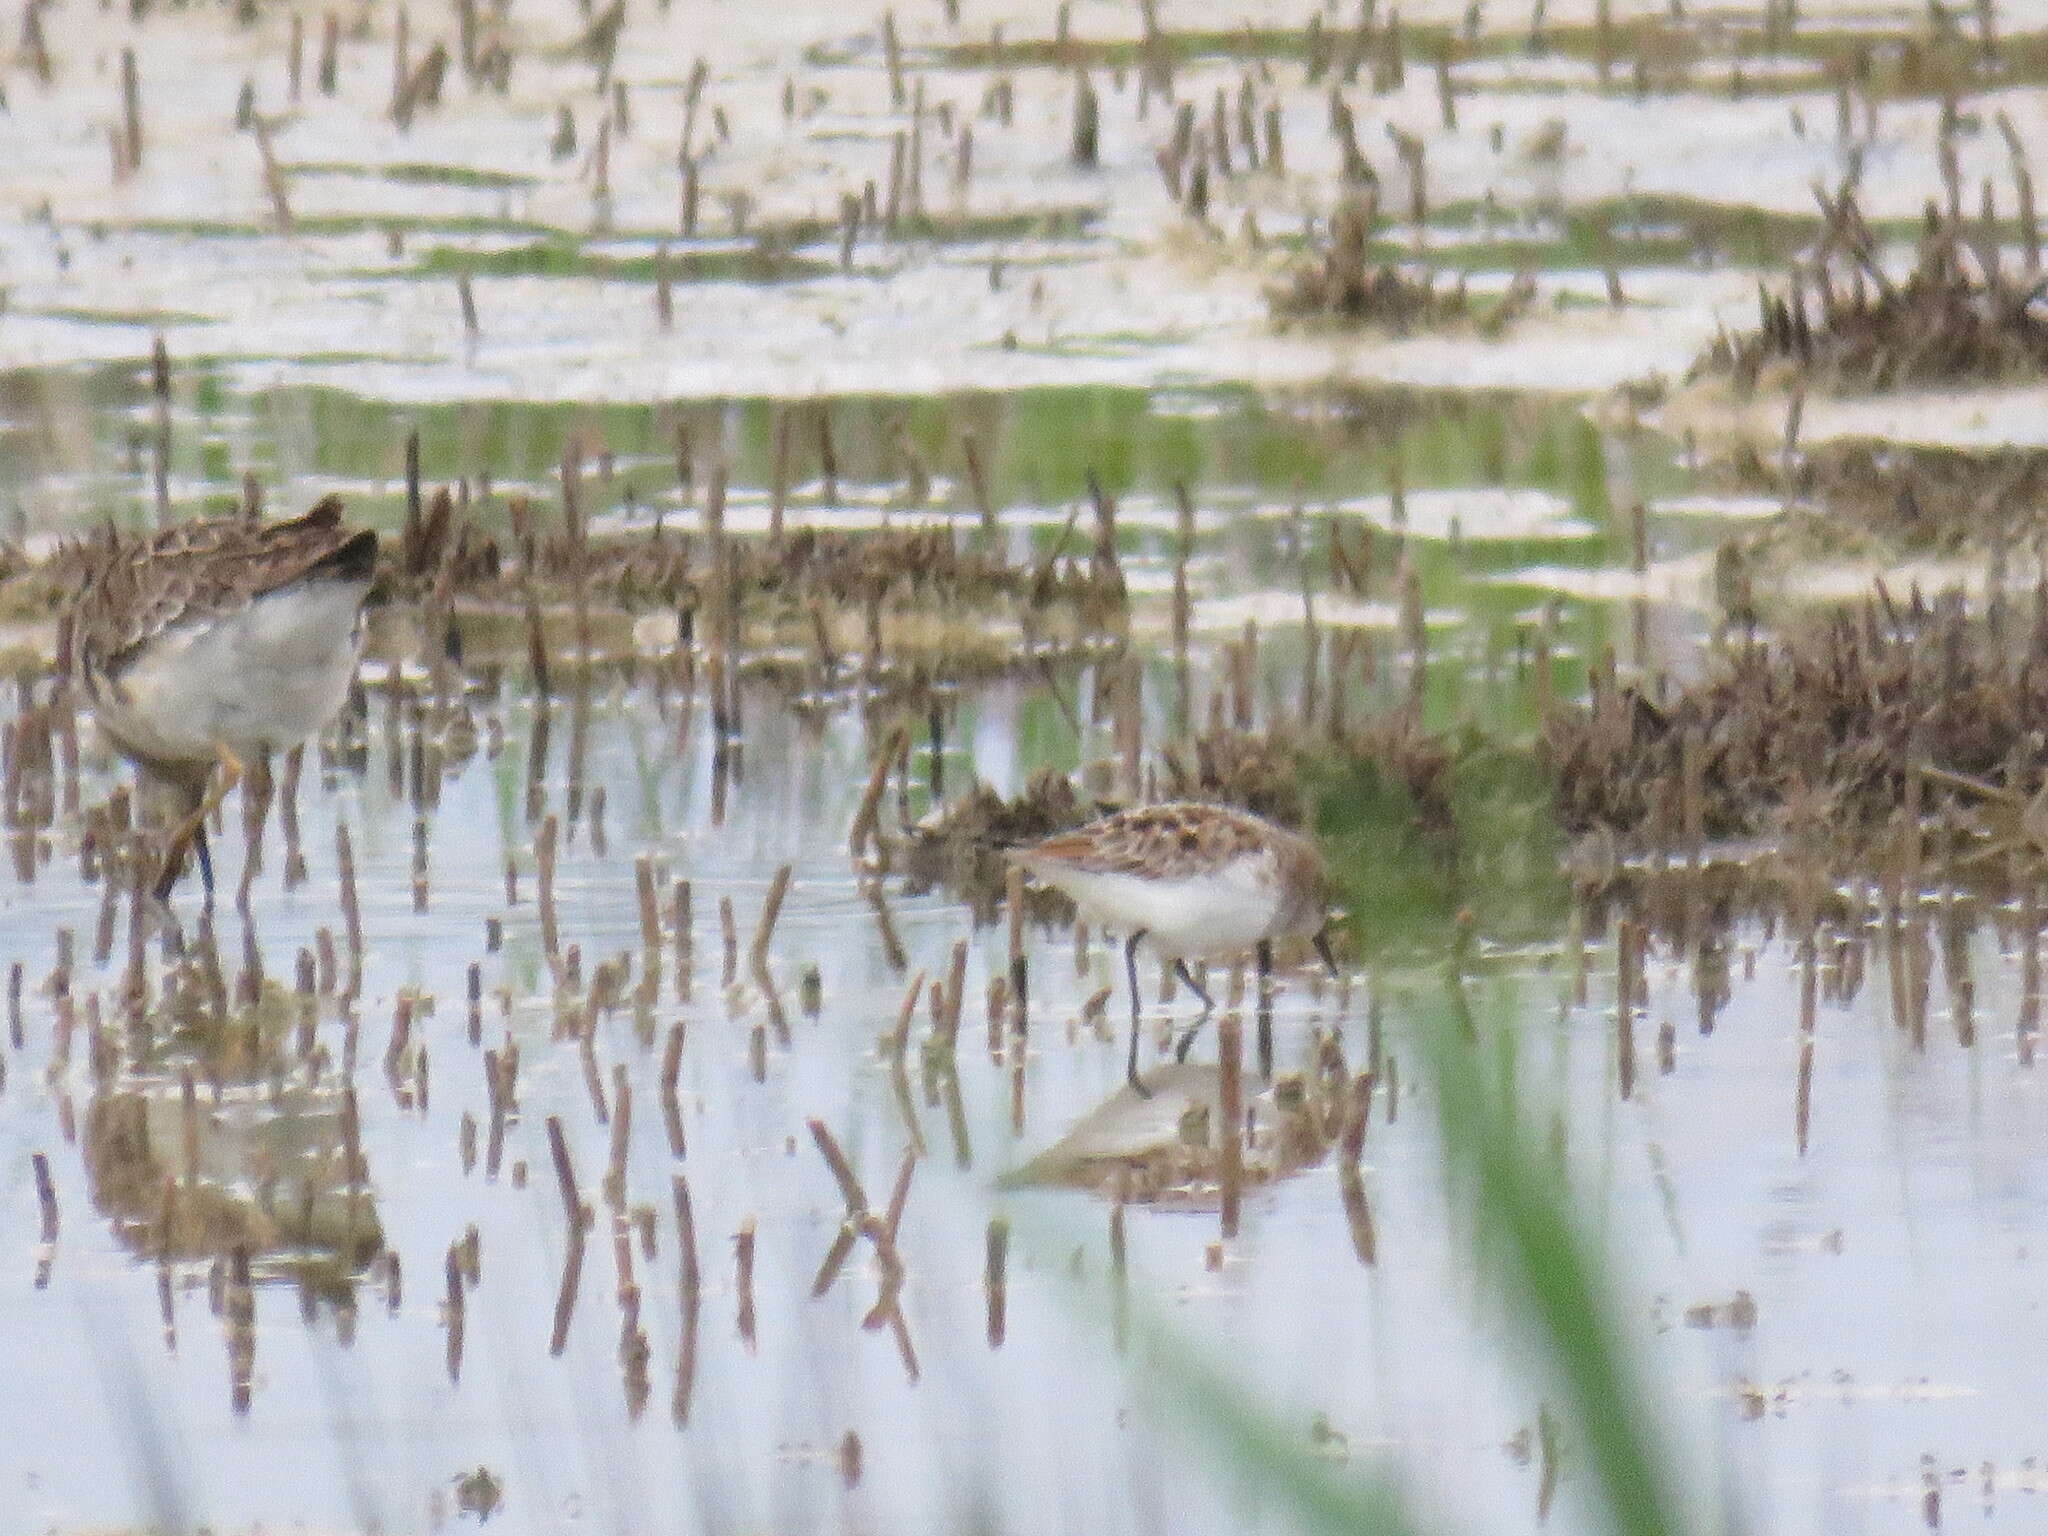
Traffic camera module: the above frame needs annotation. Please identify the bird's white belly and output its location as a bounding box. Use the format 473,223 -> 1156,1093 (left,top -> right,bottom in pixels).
1054,863 -> 1279,958
97,581 -> 367,763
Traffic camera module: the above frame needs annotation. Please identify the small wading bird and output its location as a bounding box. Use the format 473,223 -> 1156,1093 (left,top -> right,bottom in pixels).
1009,801 -> 1340,1093
68,496 -> 378,901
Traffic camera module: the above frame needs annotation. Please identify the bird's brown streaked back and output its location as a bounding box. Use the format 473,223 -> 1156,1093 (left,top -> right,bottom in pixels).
74,496 -> 378,682
1011,802 -> 1312,883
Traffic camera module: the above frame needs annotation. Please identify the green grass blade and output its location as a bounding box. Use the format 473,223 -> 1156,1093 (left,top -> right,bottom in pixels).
1421,974 -> 1684,1536
1120,1303 -> 1431,1536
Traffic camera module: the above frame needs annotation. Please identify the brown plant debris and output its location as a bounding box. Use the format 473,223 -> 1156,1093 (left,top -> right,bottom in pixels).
1695,189 -> 2048,391
1549,580 -> 2048,852
1269,194 -> 1530,333
1729,440 -> 2048,558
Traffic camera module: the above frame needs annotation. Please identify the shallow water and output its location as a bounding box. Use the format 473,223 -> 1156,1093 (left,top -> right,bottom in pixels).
7,0 -> 2048,1529
6,625 -> 2048,1536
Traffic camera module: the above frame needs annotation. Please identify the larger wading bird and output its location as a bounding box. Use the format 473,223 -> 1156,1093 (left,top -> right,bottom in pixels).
68,496 -> 378,901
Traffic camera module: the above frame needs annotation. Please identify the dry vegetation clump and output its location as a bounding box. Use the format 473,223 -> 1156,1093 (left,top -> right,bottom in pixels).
1727,440 -> 2048,558
1696,188 -> 2048,391
375,483 -> 1126,624
1548,582 -> 2048,849
1269,194 -> 1533,333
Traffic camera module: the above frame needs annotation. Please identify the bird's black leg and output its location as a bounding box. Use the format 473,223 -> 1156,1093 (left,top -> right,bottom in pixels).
1172,960 -> 1217,1064
194,825 -> 215,901
1313,928 -> 1340,978
1125,929 -> 1151,1097
1256,939 -> 1275,1082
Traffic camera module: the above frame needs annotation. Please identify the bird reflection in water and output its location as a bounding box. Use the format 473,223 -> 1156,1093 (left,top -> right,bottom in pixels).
82,912 -> 383,1412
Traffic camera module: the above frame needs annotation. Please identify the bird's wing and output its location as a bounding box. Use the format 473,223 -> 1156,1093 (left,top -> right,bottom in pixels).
1014,804 -> 1269,880
81,498 -> 369,676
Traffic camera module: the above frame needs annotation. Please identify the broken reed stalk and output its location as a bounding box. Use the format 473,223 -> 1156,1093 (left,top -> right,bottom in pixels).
938,939 -> 968,1056
562,440 -> 592,664
885,133 -> 906,232
444,1242 -> 466,1381
769,408 -> 792,549
672,878 -> 694,1004
717,897 -> 737,987
1005,862 -> 1027,1035
1218,1007 -> 1244,1236
150,337 -> 171,524
479,1044 -> 506,1137
848,723 -> 908,859
336,823 -> 364,999
634,855 -> 662,955
985,975 -> 1006,1055
672,1173 -> 701,1423
1680,728 -> 1705,863
807,1117 -> 871,1215
735,1218 -> 757,1348
962,432 -> 998,536
604,1066 -> 632,1209
2013,877 -> 2042,1067
31,1153 -> 56,1243
1114,655 -> 1143,801
907,78 -> 926,217
1616,917 -> 1639,1100
1796,928 -> 1818,1154
1173,482 -> 1195,734
546,1114 -> 590,1231
1070,69 -> 1099,168
537,813 -> 561,964
672,1172 -> 701,1298
887,970 -> 927,1057
391,5 -> 410,111
121,49 -> 144,173
549,1220 -> 585,1355
881,1149 -> 916,1242
1109,1200 -> 1128,1346
816,405 -> 839,502
179,1070 -> 202,1191
883,9 -> 905,108
703,463 -> 731,734
1532,613 -> 1555,724
317,12 -> 339,93
251,120 -> 294,233
652,243 -> 674,328
661,1021 -> 687,1156
984,1215 -> 1008,1347
749,864 -> 793,967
